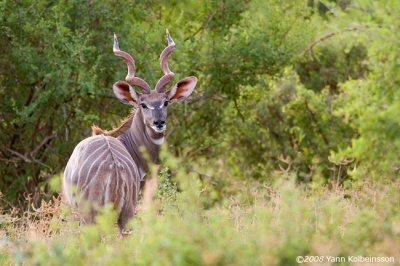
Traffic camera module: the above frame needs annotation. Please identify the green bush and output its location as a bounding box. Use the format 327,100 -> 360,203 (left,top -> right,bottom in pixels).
0,0 -> 134,203
1,153 -> 399,265
0,0 -> 316,204
0,0 -> 399,263
327,0 -> 400,179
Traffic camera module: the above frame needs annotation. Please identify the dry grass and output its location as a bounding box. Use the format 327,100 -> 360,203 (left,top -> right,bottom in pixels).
0,179 -> 399,265
1,195 -> 80,240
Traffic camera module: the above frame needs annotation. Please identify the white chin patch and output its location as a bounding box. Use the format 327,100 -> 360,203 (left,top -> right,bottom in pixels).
151,126 -> 166,133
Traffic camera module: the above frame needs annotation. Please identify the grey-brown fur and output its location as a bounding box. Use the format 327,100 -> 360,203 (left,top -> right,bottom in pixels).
63,108 -> 162,231
62,30 -> 198,233
63,134 -> 139,230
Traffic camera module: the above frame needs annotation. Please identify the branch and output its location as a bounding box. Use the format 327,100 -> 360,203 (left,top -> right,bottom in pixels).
304,99 -> 329,146
5,134 -> 54,168
233,98 -> 245,122
304,25 -> 363,60
6,148 -> 31,163
165,124 -> 177,140
184,9 -> 218,41
30,135 -> 56,157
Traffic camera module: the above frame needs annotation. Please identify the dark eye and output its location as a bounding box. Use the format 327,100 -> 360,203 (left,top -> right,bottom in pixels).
164,101 -> 169,107
140,103 -> 148,109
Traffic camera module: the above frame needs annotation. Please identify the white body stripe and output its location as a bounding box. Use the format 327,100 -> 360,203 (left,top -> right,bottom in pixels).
63,135 -> 140,228
63,108 -> 165,231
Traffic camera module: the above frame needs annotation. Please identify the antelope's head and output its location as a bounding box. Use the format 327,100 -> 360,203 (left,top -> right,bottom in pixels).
112,30 -> 197,134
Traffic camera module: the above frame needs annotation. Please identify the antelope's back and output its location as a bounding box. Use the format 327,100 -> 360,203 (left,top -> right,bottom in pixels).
63,135 -> 139,212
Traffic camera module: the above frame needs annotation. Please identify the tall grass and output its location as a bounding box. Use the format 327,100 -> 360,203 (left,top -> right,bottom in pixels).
1,159 -> 399,265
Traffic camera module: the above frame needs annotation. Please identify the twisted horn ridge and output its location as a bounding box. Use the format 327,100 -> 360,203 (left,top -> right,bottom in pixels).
155,29 -> 176,93
113,34 -> 151,94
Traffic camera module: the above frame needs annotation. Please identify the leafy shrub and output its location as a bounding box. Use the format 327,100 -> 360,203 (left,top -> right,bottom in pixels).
1,154 -> 399,265
0,0 -> 316,205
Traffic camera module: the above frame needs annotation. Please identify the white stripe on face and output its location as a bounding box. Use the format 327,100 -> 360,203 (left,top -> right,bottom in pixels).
148,104 -> 164,110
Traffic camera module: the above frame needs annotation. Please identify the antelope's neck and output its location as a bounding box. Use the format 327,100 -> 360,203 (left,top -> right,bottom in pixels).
117,108 -> 164,180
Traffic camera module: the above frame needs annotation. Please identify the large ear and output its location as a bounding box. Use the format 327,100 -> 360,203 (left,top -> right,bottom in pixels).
113,81 -> 140,105
166,76 -> 197,103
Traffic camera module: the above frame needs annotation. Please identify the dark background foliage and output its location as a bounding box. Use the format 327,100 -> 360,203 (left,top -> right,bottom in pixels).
0,0 -> 398,206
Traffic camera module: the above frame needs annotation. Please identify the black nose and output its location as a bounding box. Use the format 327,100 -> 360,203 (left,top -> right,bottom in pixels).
153,120 -> 165,128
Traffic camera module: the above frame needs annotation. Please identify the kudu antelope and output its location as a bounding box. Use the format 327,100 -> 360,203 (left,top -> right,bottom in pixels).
62,30 -> 197,232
